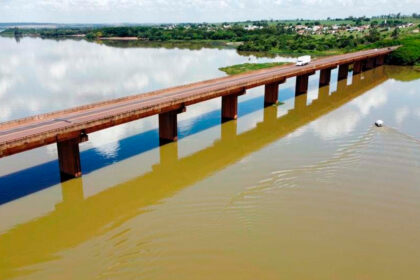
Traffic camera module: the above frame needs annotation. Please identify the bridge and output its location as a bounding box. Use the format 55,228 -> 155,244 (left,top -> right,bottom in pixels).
0,67 -> 389,277
0,47 -> 397,180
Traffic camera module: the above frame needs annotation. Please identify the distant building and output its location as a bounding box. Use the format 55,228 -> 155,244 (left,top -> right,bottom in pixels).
312,25 -> 321,32
244,25 -> 262,31
295,25 -> 307,30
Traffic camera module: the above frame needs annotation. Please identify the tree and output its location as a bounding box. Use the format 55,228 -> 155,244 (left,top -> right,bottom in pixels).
391,28 -> 399,39
366,28 -> 380,42
13,27 -> 20,37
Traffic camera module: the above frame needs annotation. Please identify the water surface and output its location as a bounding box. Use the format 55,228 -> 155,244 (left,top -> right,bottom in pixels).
1,37 -> 420,279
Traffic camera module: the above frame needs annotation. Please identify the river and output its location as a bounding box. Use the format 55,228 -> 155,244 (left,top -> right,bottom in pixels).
0,36 -> 420,279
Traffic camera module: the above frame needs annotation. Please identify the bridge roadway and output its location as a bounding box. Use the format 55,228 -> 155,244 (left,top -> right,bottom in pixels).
0,47 -> 397,179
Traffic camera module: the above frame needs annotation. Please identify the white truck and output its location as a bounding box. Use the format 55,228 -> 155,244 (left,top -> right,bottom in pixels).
296,55 -> 311,66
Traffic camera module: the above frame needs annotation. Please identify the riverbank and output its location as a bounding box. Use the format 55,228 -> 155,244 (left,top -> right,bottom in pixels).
219,62 -> 289,75
100,36 -> 138,41
2,18 -> 419,65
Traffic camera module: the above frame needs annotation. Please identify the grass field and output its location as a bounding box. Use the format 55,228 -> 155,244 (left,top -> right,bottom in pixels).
219,62 -> 290,75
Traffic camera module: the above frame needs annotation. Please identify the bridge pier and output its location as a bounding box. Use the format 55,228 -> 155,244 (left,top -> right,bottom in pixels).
159,106 -> 185,145
264,79 -> 285,107
375,55 -> 385,66
295,72 -> 314,95
222,90 -> 245,122
222,94 -> 238,122
57,135 -> 87,181
319,68 -> 332,87
338,63 -> 349,81
353,61 -> 363,74
364,58 -> 375,70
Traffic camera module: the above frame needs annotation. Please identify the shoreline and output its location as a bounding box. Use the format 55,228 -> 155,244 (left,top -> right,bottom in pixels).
99,36 -> 139,41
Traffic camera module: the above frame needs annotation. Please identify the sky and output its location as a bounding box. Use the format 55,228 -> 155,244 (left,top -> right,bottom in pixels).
0,0 -> 419,23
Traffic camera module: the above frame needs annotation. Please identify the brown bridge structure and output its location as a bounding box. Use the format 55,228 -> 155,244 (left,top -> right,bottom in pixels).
0,47 -> 397,180
0,67 -> 390,277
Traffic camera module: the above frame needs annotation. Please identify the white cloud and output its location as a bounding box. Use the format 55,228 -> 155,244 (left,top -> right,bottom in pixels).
395,107 -> 410,124
351,88 -> 387,116
310,107 -> 361,140
0,0 -> 418,23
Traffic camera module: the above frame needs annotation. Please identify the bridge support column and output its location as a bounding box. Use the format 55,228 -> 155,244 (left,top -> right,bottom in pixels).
222,94 -> 238,122
338,64 -> 349,81
221,90 -> 245,122
353,61 -> 363,74
319,68 -> 332,87
375,55 -> 385,66
159,106 -> 185,145
295,72 -> 314,95
264,79 -> 285,107
364,58 -> 375,70
57,137 -> 84,181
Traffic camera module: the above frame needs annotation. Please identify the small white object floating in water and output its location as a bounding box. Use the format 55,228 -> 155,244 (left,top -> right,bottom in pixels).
375,120 -> 384,127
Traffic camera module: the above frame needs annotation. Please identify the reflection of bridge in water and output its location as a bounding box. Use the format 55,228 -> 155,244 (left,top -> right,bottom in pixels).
0,66 -> 388,278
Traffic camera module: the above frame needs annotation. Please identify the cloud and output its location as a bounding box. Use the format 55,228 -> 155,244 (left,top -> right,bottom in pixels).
351,88 -> 387,116
0,0 -> 418,23
395,107 -> 410,124
310,107 -> 361,140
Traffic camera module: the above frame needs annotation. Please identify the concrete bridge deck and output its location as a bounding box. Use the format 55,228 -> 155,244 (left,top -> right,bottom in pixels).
0,47 -> 397,180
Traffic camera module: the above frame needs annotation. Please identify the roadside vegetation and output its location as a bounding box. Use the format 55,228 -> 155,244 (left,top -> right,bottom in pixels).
219,62 -> 289,75
2,14 -> 420,65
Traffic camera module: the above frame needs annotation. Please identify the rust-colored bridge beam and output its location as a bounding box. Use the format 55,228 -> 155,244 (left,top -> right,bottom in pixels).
338,63 -> 350,81
264,78 -> 286,107
221,89 -> 245,122
57,132 -> 88,181
295,71 -> 315,95
159,106 -> 186,145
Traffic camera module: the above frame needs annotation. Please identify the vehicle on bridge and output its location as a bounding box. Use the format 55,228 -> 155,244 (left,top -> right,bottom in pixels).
296,55 -> 311,66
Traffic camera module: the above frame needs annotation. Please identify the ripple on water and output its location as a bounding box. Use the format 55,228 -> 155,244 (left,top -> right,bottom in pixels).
226,125 -> 420,223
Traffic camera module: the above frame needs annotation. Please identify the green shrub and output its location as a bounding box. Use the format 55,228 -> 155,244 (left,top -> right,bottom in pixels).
388,36 -> 420,65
